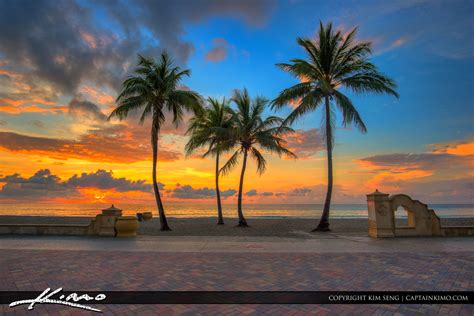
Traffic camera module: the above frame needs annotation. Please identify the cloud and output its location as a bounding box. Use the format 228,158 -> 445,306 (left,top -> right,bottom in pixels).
289,188 -> 312,196
0,169 -> 155,202
68,97 -> 107,121
357,143 -> 474,177
0,0 -> 128,94
169,184 -> 236,199
261,191 -> 274,196
0,0 -> 274,95
66,169 -> 155,192
29,120 -> 44,128
286,128 -> 324,159
78,86 -> 115,107
205,38 -> 229,62
0,66 -> 65,115
245,189 -> 258,196
430,139 -> 474,157
384,177 -> 473,203
375,37 -> 410,55
0,125 -> 182,163
0,169 -> 74,200
357,153 -> 470,170
356,141 -> 474,191
221,189 -> 237,197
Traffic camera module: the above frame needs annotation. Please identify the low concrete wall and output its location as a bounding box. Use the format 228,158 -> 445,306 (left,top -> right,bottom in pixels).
441,227 -> 474,237
0,223 -> 93,236
0,208 -> 140,237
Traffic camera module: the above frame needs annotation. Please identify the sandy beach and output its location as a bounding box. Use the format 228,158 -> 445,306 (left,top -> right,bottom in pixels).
1,215 -> 473,238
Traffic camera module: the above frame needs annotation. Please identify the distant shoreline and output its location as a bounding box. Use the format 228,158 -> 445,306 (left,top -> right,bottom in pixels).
1,203 -> 472,219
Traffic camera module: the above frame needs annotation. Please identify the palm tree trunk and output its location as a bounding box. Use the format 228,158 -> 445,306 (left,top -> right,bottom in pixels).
237,149 -> 248,227
215,152 -> 224,225
151,115 -> 171,231
314,96 -> 333,232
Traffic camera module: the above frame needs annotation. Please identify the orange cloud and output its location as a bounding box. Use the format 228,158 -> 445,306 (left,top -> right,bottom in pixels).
0,98 -> 67,114
364,169 -> 433,190
285,128 -> 324,159
0,123 -> 181,163
431,140 -> 474,157
0,68 -> 22,79
356,139 -> 474,192
79,85 -> 115,107
0,98 -> 23,107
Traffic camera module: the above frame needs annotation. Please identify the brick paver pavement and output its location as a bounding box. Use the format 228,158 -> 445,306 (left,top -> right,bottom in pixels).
1,248 -> 473,315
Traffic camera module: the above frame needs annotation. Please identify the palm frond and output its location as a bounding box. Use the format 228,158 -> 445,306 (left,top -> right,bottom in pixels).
281,89 -> 324,126
340,72 -> 399,97
271,82 -> 313,110
108,95 -> 147,121
250,148 -> 267,175
220,149 -> 241,176
333,90 -> 367,133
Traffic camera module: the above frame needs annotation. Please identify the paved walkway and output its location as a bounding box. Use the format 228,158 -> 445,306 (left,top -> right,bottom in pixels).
1,235 -> 473,315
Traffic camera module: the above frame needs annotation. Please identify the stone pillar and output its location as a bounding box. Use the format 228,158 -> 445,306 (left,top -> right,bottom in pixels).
367,189 -> 394,237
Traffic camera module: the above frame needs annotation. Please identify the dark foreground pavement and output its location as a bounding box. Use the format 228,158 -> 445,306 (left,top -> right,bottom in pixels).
0,235 -> 473,315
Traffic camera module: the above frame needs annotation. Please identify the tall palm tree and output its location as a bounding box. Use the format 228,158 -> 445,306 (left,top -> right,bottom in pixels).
221,89 -> 296,227
272,22 -> 398,231
185,97 -> 235,225
109,52 -> 202,231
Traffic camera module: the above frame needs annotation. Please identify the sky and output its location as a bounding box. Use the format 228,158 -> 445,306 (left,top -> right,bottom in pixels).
0,0 -> 473,206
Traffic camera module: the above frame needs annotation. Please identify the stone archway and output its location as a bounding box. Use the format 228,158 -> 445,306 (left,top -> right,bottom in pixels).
367,190 -> 474,237
390,194 -> 416,228
367,190 -> 441,237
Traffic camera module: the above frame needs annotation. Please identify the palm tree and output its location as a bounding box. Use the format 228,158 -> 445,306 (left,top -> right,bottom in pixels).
221,88 -> 296,227
185,97 -> 235,225
109,52 -> 203,231
272,22 -> 398,231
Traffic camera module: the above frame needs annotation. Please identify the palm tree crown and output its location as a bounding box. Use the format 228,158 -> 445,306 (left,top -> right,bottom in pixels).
272,22 -> 398,231
110,52 -> 202,126
222,88 -> 295,226
272,21 -> 398,128
185,97 -> 235,158
109,52 -> 203,231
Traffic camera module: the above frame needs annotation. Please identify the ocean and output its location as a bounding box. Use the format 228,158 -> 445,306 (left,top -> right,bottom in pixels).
0,203 -> 472,218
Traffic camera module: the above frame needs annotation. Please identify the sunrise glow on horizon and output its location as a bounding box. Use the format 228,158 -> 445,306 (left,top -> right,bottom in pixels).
0,0 -> 473,206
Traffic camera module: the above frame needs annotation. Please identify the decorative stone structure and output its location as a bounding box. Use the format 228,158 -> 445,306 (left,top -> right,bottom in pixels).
0,204 -> 139,237
91,205 -> 123,236
367,190 -> 474,237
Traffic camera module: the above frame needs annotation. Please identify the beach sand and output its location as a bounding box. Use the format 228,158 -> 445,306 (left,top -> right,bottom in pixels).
1,216 -> 473,238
